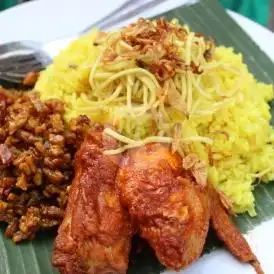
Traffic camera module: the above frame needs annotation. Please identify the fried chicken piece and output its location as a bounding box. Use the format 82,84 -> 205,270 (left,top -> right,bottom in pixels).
210,188 -> 264,274
118,143 -> 210,270
52,126 -> 132,274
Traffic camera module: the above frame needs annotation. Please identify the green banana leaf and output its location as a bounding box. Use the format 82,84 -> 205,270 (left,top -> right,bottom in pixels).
1,0 -> 274,273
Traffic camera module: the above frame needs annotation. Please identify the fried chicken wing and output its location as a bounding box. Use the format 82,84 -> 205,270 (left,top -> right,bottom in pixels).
52,126 -> 132,274
210,188 -> 263,274
117,143 -> 210,270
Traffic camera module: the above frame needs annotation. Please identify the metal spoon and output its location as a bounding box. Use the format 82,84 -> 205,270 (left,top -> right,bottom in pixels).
0,0 -> 168,84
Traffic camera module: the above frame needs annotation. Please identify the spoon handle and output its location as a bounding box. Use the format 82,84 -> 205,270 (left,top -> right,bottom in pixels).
80,0 -> 169,33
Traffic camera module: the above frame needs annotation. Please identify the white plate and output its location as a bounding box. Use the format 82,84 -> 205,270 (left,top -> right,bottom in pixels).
0,1 -> 274,274
0,0 -> 128,43
229,11 -> 274,63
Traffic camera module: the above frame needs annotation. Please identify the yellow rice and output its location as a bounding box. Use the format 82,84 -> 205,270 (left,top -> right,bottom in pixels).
35,28 -> 274,216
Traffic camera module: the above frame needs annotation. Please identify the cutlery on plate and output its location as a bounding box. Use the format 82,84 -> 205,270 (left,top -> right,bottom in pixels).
0,0 -> 169,84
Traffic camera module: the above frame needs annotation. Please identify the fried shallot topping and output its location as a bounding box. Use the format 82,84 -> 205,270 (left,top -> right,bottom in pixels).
101,18 -> 214,82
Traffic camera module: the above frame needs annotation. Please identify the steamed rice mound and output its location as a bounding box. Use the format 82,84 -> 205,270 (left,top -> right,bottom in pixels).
206,48 -> 274,216
35,28 -> 274,216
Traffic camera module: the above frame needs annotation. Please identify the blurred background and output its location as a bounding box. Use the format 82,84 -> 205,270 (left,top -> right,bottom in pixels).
0,0 -> 273,29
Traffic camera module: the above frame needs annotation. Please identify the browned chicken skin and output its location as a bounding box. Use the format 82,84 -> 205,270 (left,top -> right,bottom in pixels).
52,126 -> 132,274
53,138 -> 262,274
118,143 -> 263,274
117,143 -> 210,270
210,188 -> 263,274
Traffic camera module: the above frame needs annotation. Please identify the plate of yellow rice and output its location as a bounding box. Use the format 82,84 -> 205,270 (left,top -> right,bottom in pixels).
36,21 -> 274,217
2,0 -> 274,273
34,13 -> 274,274
35,8 -> 274,274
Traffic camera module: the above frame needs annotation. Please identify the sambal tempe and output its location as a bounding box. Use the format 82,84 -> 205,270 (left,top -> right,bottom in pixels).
0,87 -> 92,242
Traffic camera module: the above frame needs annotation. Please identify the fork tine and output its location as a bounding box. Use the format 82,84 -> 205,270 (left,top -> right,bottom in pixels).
0,58 -> 37,72
5,72 -> 27,78
1,59 -> 44,73
0,49 -> 51,80
18,63 -> 44,73
0,54 -> 36,66
0,51 -> 51,67
0,41 -> 41,54
0,74 -> 22,84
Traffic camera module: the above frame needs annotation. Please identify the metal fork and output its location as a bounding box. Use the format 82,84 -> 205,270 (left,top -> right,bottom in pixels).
0,0 -> 168,84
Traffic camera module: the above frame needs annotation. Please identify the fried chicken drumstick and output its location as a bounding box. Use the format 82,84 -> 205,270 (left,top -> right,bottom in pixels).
53,137 -> 262,274
117,143 -> 263,274
52,126 -> 132,274
117,143 -> 210,270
